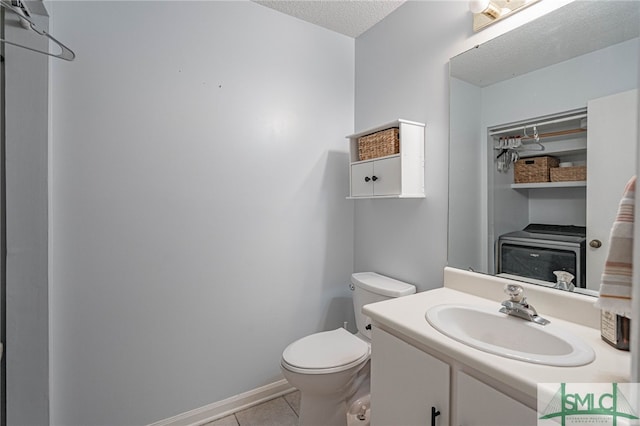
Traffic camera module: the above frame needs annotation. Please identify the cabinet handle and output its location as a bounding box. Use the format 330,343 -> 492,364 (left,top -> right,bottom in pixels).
371,175 -> 378,181
590,239 -> 602,248
431,406 -> 440,426
364,176 -> 371,182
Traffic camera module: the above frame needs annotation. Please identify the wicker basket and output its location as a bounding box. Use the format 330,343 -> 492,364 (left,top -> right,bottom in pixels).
550,166 -> 587,182
358,128 -> 399,161
514,156 -> 559,183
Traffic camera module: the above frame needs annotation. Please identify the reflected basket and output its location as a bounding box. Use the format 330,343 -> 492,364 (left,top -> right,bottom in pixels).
514,156 -> 559,183
550,166 -> 587,182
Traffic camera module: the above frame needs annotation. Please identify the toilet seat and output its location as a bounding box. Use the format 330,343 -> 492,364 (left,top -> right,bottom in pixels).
281,328 -> 370,375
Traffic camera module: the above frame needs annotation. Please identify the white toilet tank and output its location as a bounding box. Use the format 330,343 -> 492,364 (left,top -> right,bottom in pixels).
351,272 -> 416,340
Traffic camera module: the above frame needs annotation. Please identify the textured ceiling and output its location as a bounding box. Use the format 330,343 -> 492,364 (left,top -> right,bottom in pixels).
451,0 -> 640,87
253,0 -> 406,38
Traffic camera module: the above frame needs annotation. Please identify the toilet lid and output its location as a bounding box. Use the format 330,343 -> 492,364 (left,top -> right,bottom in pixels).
282,328 -> 369,370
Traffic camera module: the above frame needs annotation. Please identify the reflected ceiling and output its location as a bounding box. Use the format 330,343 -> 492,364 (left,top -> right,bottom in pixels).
451,1 -> 640,87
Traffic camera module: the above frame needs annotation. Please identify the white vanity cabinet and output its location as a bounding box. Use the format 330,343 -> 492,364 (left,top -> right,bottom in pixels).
365,271 -> 632,426
371,327 -> 537,426
370,327 -> 450,426
347,119 -> 425,199
456,372 -> 537,426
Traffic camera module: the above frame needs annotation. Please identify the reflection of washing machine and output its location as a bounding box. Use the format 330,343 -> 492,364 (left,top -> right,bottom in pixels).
496,224 -> 586,288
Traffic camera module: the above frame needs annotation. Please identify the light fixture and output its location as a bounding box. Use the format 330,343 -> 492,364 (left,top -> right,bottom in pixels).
469,0 -> 502,19
468,0 -> 541,32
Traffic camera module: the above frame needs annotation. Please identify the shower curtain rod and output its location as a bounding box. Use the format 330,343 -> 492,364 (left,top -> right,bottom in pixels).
0,0 -> 75,61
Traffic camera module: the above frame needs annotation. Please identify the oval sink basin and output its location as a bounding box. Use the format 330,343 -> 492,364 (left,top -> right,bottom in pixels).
425,304 -> 595,367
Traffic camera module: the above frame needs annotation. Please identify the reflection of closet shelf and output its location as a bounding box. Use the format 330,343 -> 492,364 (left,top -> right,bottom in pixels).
511,181 -> 587,189
521,128 -> 586,140
517,139 -> 587,158
491,109 -> 588,172
489,109 -> 587,139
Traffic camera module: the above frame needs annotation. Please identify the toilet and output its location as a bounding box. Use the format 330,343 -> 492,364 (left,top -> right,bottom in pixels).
281,272 -> 416,426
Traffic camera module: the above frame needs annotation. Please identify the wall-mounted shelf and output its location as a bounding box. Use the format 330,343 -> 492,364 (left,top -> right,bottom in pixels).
511,180 -> 587,189
347,119 -> 425,199
346,193 -> 423,200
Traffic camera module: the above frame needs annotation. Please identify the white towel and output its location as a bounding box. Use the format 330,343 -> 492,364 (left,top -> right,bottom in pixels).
594,176 -> 636,317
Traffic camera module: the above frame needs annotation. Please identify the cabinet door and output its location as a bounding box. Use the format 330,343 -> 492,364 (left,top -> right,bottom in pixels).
371,328 -> 450,426
372,156 -> 402,196
351,162 -> 375,197
456,372 -> 537,426
586,89 -> 638,288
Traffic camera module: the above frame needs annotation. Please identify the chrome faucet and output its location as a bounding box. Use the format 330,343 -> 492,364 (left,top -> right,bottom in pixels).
499,284 -> 550,325
553,270 -> 575,292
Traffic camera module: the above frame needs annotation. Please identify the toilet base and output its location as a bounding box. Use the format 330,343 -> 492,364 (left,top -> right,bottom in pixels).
282,359 -> 370,426
298,392 -> 349,426
346,394 -> 370,426
297,391 -> 371,426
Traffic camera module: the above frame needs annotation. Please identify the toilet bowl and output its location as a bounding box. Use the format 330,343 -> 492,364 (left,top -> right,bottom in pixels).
281,272 -> 416,426
281,328 -> 370,426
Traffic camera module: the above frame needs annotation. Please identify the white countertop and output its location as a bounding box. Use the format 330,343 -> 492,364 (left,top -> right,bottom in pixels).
362,274 -> 631,402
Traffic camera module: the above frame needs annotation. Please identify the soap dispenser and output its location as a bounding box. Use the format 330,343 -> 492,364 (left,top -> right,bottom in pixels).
553,270 -> 575,292
600,311 -> 630,351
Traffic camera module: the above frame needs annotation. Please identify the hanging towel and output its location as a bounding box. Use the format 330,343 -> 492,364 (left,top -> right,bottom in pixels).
594,175 -> 636,317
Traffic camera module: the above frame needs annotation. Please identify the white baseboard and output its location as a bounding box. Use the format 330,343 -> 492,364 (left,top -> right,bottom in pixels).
148,379 -> 296,426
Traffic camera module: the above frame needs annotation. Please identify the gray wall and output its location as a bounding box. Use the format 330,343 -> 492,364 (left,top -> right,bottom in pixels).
44,0 -> 640,423
352,0 -> 559,288
49,2 -> 354,425
4,10 -> 50,426
354,1 -> 471,290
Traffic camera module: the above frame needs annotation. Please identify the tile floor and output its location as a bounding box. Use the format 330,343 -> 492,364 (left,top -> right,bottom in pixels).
203,391 -> 301,426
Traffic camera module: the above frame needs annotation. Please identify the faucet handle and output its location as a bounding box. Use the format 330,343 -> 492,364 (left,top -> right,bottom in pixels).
553,270 -> 575,292
504,284 -> 524,302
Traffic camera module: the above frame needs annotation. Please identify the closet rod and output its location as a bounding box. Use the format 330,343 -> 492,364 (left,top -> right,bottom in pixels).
489,112 -> 587,136
521,128 -> 587,141
0,0 -> 75,61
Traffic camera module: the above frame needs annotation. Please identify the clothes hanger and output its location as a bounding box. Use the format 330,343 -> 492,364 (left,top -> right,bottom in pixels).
521,125 -> 545,151
0,0 -> 75,61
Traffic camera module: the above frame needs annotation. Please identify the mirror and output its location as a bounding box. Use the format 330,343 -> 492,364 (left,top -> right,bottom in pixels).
448,1 -> 640,296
